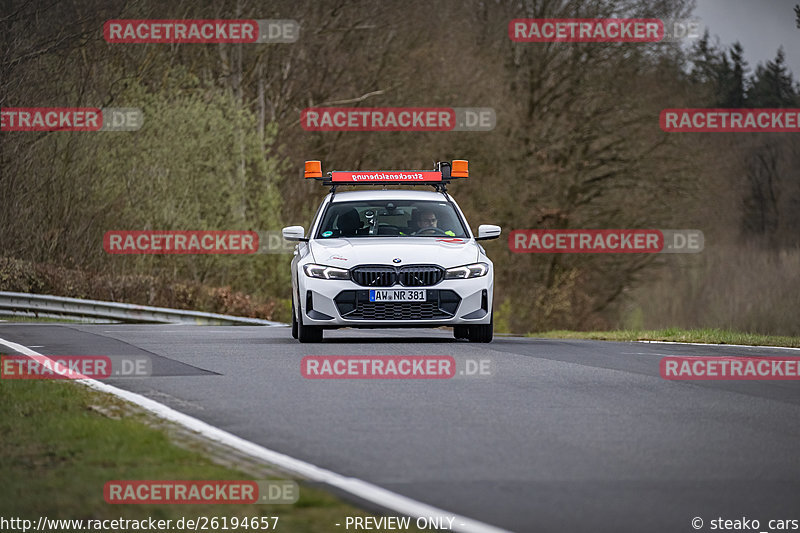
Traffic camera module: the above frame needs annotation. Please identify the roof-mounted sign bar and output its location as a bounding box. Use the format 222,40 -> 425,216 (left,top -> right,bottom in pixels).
331,170 -> 443,183
304,160 -> 468,189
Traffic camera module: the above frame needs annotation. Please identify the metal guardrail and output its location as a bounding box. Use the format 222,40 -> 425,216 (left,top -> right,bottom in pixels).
0,291 -> 284,326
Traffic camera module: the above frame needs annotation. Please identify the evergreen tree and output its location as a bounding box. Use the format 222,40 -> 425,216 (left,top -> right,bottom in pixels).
688,29 -> 723,87
747,47 -> 798,107
720,42 -> 748,107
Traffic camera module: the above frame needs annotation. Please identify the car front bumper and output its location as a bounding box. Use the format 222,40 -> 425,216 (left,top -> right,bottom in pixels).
297,275 -> 493,327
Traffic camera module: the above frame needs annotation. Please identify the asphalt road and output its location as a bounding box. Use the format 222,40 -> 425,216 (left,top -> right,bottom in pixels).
2,323 -> 799,532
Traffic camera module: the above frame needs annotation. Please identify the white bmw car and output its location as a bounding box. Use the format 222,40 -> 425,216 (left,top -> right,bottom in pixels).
282,161 -> 500,343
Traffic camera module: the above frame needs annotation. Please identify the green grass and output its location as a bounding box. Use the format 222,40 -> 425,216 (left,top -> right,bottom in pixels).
528,327 -> 800,348
0,315 -> 84,323
0,378 -> 421,532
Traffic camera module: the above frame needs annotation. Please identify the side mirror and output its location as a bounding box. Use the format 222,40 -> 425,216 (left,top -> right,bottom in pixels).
476,224 -> 501,241
282,226 -> 308,242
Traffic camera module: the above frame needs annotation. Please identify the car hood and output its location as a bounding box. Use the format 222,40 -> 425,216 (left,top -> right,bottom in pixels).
309,237 -> 480,269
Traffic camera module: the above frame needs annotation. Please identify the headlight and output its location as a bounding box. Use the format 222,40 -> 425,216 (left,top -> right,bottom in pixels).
303,263 -> 350,280
444,262 -> 489,279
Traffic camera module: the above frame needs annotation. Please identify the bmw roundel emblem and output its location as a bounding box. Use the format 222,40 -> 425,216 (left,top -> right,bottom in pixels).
392,257 -> 402,263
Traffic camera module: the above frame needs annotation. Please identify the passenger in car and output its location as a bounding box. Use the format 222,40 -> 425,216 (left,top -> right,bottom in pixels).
337,208 -> 364,237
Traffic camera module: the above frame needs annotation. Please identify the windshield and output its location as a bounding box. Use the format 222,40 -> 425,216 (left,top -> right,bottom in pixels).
315,200 -> 469,238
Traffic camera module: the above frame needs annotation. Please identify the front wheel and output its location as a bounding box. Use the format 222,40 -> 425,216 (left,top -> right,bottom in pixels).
467,316 -> 493,343
453,325 -> 469,340
297,308 -> 323,343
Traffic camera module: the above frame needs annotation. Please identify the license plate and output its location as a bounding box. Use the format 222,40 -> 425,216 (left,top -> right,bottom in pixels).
369,289 -> 426,302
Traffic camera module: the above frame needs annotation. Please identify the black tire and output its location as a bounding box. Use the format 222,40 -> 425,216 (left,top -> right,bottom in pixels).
467,316 -> 493,343
291,301 -> 298,339
297,308 -> 323,343
453,325 -> 469,340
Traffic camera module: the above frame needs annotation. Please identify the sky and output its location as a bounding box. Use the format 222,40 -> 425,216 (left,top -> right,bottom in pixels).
691,0 -> 800,78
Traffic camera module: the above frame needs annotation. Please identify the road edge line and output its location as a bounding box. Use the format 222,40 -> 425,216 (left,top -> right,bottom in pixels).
0,336 -> 509,533
637,340 -> 800,351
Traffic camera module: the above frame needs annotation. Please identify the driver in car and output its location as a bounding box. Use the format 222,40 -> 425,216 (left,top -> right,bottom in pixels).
404,208 -> 455,236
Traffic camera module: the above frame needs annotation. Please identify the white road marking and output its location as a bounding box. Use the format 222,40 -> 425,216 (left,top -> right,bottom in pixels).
0,336 -> 508,533
637,340 -> 800,352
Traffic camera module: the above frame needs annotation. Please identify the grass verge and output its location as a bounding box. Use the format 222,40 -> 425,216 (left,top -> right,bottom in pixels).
528,327 -> 800,348
0,316 -> 84,324
0,376 -> 421,532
